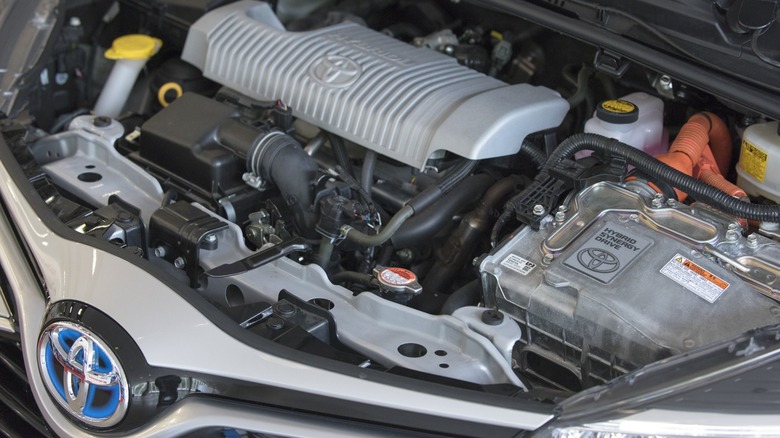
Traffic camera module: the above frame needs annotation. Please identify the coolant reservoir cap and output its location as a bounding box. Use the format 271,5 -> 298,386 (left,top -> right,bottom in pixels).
105,34 -> 162,60
596,99 -> 639,124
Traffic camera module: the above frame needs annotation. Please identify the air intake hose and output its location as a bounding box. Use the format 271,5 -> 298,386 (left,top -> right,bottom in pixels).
246,131 -> 319,236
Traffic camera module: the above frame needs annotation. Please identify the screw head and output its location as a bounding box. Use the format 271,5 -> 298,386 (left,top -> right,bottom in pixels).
173,257 -> 186,269
543,253 -> 554,264
154,246 -> 166,258
747,233 -> 758,247
532,204 -> 545,216
204,233 -> 217,243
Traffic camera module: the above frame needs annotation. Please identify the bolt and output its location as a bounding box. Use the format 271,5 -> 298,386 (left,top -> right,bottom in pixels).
666,199 -> 678,208
204,233 -> 217,243
266,316 -> 285,330
472,256 -> 480,266
543,253 -> 554,265
481,309 -> 504,326
629,214 -> 639,221
727,223 -> 739,231
683,339 -> 695,349
173,257 -> 186,269
555,211 -> 566,222
116,211 -> 133,223
92,116 -> 111,128
532,204 -> 545,216
726,229 -> 739,242
651,193 -> 664,208
154,246 -> 166,258
69,16 -> 81,27
747,233 -> 758,248
276,302 -> 296,317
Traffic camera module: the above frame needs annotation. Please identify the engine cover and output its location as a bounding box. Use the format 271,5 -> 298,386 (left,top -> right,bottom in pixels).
480,182 -> 780,390
182,1 -> 569,169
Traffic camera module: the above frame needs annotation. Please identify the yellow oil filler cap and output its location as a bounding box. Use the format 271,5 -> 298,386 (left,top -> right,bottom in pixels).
105,34 -> 162,60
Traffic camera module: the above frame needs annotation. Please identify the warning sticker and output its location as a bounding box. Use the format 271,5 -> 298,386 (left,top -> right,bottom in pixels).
563,224 -> 652,283
660,254 -> 729,303
501,254 -> 536,276
739,139 -> 768,183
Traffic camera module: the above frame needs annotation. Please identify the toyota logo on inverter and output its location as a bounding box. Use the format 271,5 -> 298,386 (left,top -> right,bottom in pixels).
577,248 -> 621,274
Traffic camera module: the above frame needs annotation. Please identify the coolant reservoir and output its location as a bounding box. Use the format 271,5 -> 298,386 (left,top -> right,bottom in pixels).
736,121 -> 780,202
580,92 -> 667,158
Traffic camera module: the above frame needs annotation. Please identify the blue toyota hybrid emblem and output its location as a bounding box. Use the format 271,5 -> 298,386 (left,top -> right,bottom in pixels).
38,321 -> 129,427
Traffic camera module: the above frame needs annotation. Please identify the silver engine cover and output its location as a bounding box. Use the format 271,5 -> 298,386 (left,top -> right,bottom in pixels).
182,1 -> 569,169
480,182 -> 780,389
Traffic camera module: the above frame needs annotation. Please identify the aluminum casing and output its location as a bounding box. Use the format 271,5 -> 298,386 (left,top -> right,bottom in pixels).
481,182 -> 780,387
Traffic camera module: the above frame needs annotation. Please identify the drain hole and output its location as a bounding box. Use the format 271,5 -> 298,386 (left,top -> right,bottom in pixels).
435,350 -> 447,356
439,363 -> 449,368
78,172 -> 102,182
85,164 -> 96,169
397,343 -> 427,358
226,284 -> 244,307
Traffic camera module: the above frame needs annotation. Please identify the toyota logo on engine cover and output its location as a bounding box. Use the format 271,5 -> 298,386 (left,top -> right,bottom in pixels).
309,55 -> 362,88
38,321 -> 129,427
577,248 -> 620,273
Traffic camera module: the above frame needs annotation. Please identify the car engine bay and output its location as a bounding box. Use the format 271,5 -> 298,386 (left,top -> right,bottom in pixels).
5,0 -> 780,403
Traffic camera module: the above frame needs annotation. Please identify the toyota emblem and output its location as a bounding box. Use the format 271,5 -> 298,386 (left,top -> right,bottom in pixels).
38,321 -> 129,427
577,248 -> 621,273
309,55 -> 362,88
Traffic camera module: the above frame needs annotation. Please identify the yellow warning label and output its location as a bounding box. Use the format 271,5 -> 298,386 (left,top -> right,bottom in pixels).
740,139 -> 768,183
601,99 -> 636,114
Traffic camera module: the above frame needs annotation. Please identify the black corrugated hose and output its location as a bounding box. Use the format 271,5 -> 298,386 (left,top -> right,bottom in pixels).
520,139 -> 547,169
492,133 -> 779,244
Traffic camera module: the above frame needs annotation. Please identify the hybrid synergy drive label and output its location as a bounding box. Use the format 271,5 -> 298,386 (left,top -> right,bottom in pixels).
564,224 -> 652,283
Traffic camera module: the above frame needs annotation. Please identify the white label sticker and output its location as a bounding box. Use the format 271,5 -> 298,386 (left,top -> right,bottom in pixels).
501,254 -> 536,276
660,254 -> 729,303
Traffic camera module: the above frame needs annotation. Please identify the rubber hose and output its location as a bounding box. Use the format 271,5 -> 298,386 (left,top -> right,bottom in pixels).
330,270 -> 374,286
246,131 -> 320,237
408,159 -> 478,213
341,205 -> 415,247
539,133 -> 779,222
440,280 -> 482,315
328,132 -> 355,178
391,174 -> 494,249
343,159 -> 479,246
566,65 -> 594,108
520,140 -> 546,169
361,150 -> 377,202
